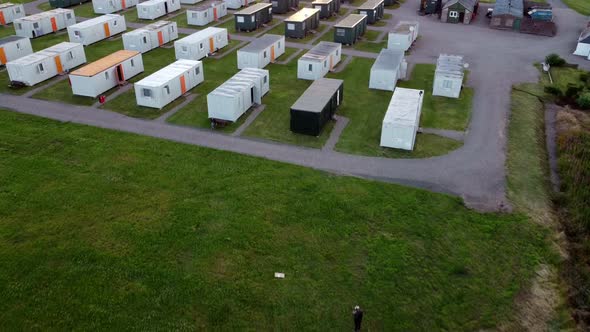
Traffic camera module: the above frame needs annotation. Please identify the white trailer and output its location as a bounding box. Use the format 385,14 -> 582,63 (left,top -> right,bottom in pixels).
6,42 -> 86,86
432,54 -> 465,98
137,0 -> 181,20
297,41 -> 341,80
224,0 -> 255,10
175,27 -> 228,61
93,0 -> 139,14
0,35 -> 33,65
67,14 -> 126,46
14,9 -> 76,39
237,34 -> 284,69
387,21 -> 419,52
135,59 -> 203,109
207,67 -> 269,123
574,27 -> 590,59
0,3 -> 25,25
369,48 -> 407,91
123,21 -> 178,53
69,50 -> 143,97
186,1 -> 227,26
380,87 -> 424,151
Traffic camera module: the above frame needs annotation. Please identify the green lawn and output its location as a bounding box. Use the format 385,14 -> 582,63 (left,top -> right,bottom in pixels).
353,30 -> 386,53
215,18 -> 280,36
102,90 -> 188,119
0,25 -> 15,38
562,0 -> 590,15
171,10 -> 232,29
0,109 -> 550,330
30,32 -> 70,51
266,23 -> 329,44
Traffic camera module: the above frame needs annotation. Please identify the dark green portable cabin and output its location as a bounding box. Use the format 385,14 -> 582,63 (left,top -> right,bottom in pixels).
284,8 -> 320,38
312,0 -> 336,18
271,0 -> 299,14
333,14 -> 367,45
357,0 -> 384,24
49,0 -> 90,8
290,78 -> 344,136
234,3 -> 273,32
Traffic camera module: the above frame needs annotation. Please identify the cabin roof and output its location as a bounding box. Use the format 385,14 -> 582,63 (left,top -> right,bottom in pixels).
136,59 -> 200,87
239,34 -> 283,53
234,2 -> 272,15
334,14 -> 366,28
291,78 -> 343,113
285,8 -> 320,22
71,50 -> 139,77
300,41 -> 340,62
69,14 -> 121,29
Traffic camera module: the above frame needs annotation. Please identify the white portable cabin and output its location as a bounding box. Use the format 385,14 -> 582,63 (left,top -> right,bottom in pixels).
186,1 -> 227,26
68,14 -> 126,46
224,0 -> 255,10
432,54 -> 464,98
180,0 -> 203,5
14,9 -> 76,39
297,41 -> 341,80
237,34 -> 284,69
207,68 -> 269,122
175,27 -> 228,61
137,0 -> 181,20
0,3 -> 25,25
387,21 -> 419,52
135,59 -> 203,109
6,42 -> 86,86
369,49 -> 407,91
0,36 -> 33,65
574,26 -> 590,60
380,87 -> 424,151
93,0 -> 139,14
123,21 -> 178,53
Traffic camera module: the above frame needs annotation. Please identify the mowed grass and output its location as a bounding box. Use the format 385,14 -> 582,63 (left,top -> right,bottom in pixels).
316,29 -> 383,54
562,0 -> 590,15
266,23 -> 329,44
0,25 -> 15,38
0,109 -> 550,330
216,18 -> 280,36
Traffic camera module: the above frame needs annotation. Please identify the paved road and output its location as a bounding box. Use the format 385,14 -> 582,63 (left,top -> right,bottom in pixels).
3,0 -> 590,211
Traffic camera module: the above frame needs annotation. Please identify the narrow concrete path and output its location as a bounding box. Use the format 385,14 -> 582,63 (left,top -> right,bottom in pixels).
155,93 -> 197,123
322,115 -> 349,151
22,75 -> 67,98
418,127 -> 465,141
232,104 -> 265,137
275,49 -> 303,64
331,55 -> 353,73
92,84 -> 133,108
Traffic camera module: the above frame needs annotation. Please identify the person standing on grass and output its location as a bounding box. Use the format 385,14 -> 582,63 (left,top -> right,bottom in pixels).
353,305 -> 363,331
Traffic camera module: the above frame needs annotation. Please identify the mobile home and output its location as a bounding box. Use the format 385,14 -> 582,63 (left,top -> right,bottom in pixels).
234,3 -> 272,32
284,8 -> 320,39
441,0 -> 479,24
574,26 -> 590,59
271,0 -> 299,14
93,0 -> 138,14
69,50 -> 144,97
333,13 -> 366,45
490,0 -> 523,30
175,27 -> 228,60
369,48 -> 407,91
207,67 -> 270,123
137,0 -> 181,20
0,3 -> 25,25
0,35 -> 33,65
67,14 -> 127,45
6,42 -> 86,86
49,0 -> 90,9
14,9 -> 76,39
237,34 -> 284,69
290,78 -> 343,136
357,0 -> 384,24
224,0 -> 256,10
186,1 -> 226,26
297,41 -> 341,80
312,0 -> 338,19
387,21 -> 419,51
432,54 -> 465,98
380,87 -> 424,151
135,59 -> 203,109
123,21 -> 178,53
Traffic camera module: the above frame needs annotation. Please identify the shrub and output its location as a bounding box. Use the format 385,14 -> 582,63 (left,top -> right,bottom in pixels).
577,92 -> 590,109
566,84 -> 583,99
545,53 -> 566,67
580,72 -> 590,85
544,85 -> 563,96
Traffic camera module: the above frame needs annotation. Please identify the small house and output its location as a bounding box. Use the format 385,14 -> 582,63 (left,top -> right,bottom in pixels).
93,0 -> 138,14
369,49 -> 407,91
387,21 -> 419,51
237,34 -> 285,69
0,35 -> 33,65
14,9 -> 76,39
380,87 -> 424,151
271,0 -> 299,14
224,0 -> 256,10
186,1 -> 227,26
420,0 -> 441,15
137,0 -> 181,20
69,50 -> 144,97
441,0 -> 479,24
49,0 -> 90,9
67,14 -> 127,46
290,78 -> 343,136
0,3 -> 25,25
297,41 -> 341,80
6,42 -> 86,86
333,13 -> 366,45
312,0 -> 339,19
490,0 -> 523,30
123,21 -> 178,53
207,67 -> 270,123
174,27 -> 228,60
357,0 -> 384,24
432,54 -> 465,98
135,59 -> 203,109
574,26 -> 590,59
234,3 -> 272,32
284,8 -> 320,39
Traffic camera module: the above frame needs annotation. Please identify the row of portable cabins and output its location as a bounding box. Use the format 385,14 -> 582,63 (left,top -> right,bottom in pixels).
284,8 -> 320,39
123,21 -> 178,53
14,9 -> 75,39
380,87 -> 424,151
297,41 -> 341,80
234,3 -> 272,32
187,1 -> 227,26
237,34 -> 285,69
49,0 -> 90,9
93,0 -> 138,14
0,3 -> 25,25
311,0 -> 340,19
68,14 -> 127,45
333,14 -> 366,45
271,0 -> 299,14
369,48 -> 406,91
137,0 -> 181,20
0,35 -> 33,65
290,78 -> 343,136
387,21 -> 419,52
357,0 -> 384,24
174,27 -> 228,60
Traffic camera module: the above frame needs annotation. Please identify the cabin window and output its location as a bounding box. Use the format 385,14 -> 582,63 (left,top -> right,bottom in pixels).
287,23 -> 294,30
33,22 -> 39,29
172,0 -> 175,3
165,85 -> 170,94
336,49 -> 339,56
222,4 -> 225,9
131,59 -> 135,67
199,43 -> 204,50
336,28 -> 345,36
105,72 -> 109,80
272,0 -> 277,6
449,11 -> 459,18
278,41 -> 281,48
37,63 -> 44,73
67,51 -> 74,60
15,6 -> 21,13
16,23 -> 22,30
16,42 -> 21,50
195,67 -> 200,75
142,88 -> 152,97
268,8 -> 271,14
263,75 -> 267,83
170,25 -> 175,32
308,64 -> 312,71
74,30 -> 81,37
251,16 -> 256,22
114,20 -> 118,26
217,35 -> 221,41
66,13 -> 72,19
143,36 -> 148,43
263,50 -> 267,58
182,45 -> 188,52
443,80 -> 452,89
143,7 -> 148,12
203,11 -> 207,17
237,16 -> 244,23
192,12 -> 197,18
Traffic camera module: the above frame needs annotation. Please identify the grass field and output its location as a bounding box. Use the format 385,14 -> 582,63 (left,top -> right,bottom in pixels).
266,23 -> 329,44
0,109 -> 550,330
562,0 -> 590,15
353,30 -> 386,53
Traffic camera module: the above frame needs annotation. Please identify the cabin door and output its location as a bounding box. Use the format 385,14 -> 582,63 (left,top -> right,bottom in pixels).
157,30 -> 164,46
459,11 -> 465,23
122,0 -> 126,9
50,17 -> 58,32
329,55 -> 333,70
180,75 -> 187,94
270,45 -> 275,62
0,47 -> 6,65
103,23 -> 111,37
116,64 -> 125,82
164,1 -> 169,13
54,56 -> 63,73
209,37 -> 214,53
213,7 -> 218,21
0,11 -> 5,25
250,87 -> 254,105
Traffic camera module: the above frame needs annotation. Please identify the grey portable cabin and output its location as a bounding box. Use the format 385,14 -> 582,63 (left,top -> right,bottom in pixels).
234,3 -> 273,32
490,0 -> 523,30
284,8 -> 320,38
290,78 -> 343,136
312,0 -> 339,19
49,0 -> 89,8
357,0 -> 384,24
333,14 -> 367,45
271,0 -> 299,14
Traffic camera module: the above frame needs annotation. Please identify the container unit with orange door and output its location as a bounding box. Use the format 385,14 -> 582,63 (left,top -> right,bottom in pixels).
0,3 -> 25,25
0,36 -> 33,66
93,0 -> 138,14
186,1 -> 227,26
14,9 -> 76,39
135,59 -> 203,109
123,21 -> 178,53
137,0 -> 181,20
174,27 -> 228,61
6,42 -> 86,86
237,34 -> 285,69
67,14 -> 126,45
